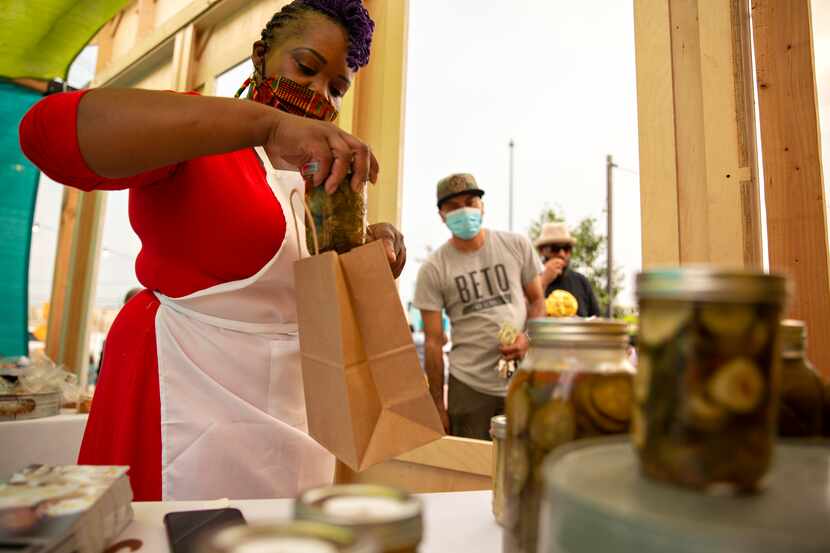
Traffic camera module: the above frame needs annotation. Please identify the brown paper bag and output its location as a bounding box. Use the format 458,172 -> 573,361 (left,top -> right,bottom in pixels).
295,240 -> 445,471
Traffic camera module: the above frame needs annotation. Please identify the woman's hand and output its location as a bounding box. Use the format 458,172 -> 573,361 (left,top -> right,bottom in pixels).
265,111 -> 379,194
367,223 -> 406,278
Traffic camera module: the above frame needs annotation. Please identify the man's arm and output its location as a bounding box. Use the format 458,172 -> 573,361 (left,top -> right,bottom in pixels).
422,309 -> 450,432
525,275 -> 546,319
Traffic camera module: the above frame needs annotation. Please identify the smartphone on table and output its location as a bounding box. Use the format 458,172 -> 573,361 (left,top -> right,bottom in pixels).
164,508 -> 246,553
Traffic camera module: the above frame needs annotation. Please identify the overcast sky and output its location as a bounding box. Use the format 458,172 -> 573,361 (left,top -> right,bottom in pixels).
27,0 -> 830,313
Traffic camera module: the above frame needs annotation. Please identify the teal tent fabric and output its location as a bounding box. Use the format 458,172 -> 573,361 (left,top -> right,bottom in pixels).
0,0 -> 129,80
0,81 -> 41,357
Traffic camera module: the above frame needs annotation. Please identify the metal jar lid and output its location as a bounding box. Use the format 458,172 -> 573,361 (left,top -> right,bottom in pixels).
636,267 -> 788,303
203,521 -> 378,553
780,319 -> 807,358
527,318 -> 629,347
295,484 -> 422,551
490,414 -> 506,439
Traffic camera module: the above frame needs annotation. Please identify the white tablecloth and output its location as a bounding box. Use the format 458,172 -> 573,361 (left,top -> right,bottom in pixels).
120,491 -> 500,553
0,410 -> 88,478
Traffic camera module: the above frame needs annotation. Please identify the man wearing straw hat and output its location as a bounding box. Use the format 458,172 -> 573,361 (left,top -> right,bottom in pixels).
536,222 -> 601,318
414,173 -> 545,440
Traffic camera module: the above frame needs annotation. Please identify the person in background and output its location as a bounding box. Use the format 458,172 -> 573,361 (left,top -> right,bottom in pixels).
91,287 -> 145,385
414,173 -> 545,440
536,222 -> 601,317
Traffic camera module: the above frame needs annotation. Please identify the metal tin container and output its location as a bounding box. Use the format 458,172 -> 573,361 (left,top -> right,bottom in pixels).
200,521 -> 378,553
490,414 -> 507,525
778,320 -> 823,437
635,268 -> 788,493
504,319 -> 635,553
294,485 -> 422,553
0,391 -> 60,421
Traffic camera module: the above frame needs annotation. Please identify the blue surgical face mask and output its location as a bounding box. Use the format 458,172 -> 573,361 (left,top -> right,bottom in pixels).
445,207 -> 482,240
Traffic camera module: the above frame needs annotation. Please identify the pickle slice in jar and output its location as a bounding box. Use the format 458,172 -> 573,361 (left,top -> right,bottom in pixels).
635,354 -> 651,404
700,304 -> 755,338
590,374 -> 634,423
640,303 -> 692,347
529,399 -> 576,451
574,377 -> 627,433
706,357 -> 765,414
506,441 -> 529,495
682,394 -> 727,432
506,381 -> 532,436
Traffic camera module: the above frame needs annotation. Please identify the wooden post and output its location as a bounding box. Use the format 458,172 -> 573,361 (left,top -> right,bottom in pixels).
752,0 -> 830,376
172,24 -> 196,91
634,0 -> 762,268
45,190 -> 106,381
352,0 -> 409,227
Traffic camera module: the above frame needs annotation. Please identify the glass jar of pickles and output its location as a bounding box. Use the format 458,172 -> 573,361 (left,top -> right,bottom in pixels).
305,178 -> 368,254
778,320 -> 823,437
503,319 -> 634,553
635,268 -> 787,493
490,414 -> 507,525
200,521 -> 378,553
294,484 -> 422,553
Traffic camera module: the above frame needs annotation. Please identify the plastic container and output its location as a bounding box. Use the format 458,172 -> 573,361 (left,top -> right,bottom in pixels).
294,484 -> 422,553
634,268 -> 788,493
538,439 -> 830,553
778,320 -> 824,437
201,521 -> 378,553
490,414 -> 507,525
503,318 -> 634,553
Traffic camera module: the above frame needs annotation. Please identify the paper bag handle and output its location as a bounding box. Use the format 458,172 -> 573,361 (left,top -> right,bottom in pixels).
289,188 -> 320,257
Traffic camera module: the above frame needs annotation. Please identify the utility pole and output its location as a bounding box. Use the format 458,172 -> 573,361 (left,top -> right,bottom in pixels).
606,154 -> 617,318
508,139 -> 515,232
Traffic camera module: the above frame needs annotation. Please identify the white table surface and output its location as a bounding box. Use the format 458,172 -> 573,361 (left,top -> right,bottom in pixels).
0,410 -> 88,478
120,491 -> 500,553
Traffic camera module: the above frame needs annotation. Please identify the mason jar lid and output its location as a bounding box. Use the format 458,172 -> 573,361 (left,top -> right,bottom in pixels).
295,484 -> 422,551
636,267 -> 788,303
527,318 -> 629,346
780,319 -> 806,356
490,415 -> 506,439
205,521 -> 377,553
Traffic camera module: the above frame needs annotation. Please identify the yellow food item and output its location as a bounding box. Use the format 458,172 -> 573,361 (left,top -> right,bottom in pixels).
707,357 -> 764,413
546,290 -> 579,318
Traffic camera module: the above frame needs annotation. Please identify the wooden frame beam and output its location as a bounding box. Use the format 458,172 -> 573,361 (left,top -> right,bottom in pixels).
752,0 -> 830,376
634,0 -> 762,268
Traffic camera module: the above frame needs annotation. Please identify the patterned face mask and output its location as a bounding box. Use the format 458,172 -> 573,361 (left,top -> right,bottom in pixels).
236,74 -> 338,122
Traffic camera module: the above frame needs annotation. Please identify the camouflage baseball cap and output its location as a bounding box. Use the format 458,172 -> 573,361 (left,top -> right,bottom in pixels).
436,173 -> 485,208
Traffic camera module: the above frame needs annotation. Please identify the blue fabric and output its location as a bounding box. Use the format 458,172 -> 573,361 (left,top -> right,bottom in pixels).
0,81 -> 41,357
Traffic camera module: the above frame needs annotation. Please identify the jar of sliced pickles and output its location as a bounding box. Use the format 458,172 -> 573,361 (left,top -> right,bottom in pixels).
304,176 -> 368,254
635,268 -> 787,493
778,320 -> 823,437
503,319 -> 634,553
200,521 -> 378,553
490,414 -> 507,525
294,484 -> 422,553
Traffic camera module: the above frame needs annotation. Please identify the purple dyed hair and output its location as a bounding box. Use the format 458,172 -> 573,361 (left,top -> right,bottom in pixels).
260,0 -> 375,71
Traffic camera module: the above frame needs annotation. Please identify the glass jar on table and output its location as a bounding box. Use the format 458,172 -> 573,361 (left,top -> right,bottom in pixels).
503,318 -> 635,553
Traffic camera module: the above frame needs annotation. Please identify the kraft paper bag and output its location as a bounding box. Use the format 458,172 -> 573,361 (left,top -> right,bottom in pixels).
295,240 -> 445,471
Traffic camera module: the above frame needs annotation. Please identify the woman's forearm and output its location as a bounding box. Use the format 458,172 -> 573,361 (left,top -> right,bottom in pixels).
77,89 -> 280,178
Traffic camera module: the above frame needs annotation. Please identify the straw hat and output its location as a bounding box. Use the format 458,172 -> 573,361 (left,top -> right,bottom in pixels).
534,222 -> 576,247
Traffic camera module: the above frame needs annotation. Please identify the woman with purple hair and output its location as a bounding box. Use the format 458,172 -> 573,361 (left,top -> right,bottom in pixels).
19,0 -> 403,500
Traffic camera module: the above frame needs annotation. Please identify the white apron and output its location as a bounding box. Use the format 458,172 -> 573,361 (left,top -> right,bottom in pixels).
153,147 -> 334,500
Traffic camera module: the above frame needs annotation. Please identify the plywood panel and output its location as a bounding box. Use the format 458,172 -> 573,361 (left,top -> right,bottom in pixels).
753,0 -> 830,376
154,0 -> 194,28
111,1 -> 141,62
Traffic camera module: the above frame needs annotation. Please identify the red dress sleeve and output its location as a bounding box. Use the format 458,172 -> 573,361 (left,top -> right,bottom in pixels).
19,90 -> 176,191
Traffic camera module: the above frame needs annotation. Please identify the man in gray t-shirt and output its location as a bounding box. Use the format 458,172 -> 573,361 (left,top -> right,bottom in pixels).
414,173 -> 545,440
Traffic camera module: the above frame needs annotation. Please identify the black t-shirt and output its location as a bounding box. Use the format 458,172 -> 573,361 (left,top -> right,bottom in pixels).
545,267 -> 601,317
